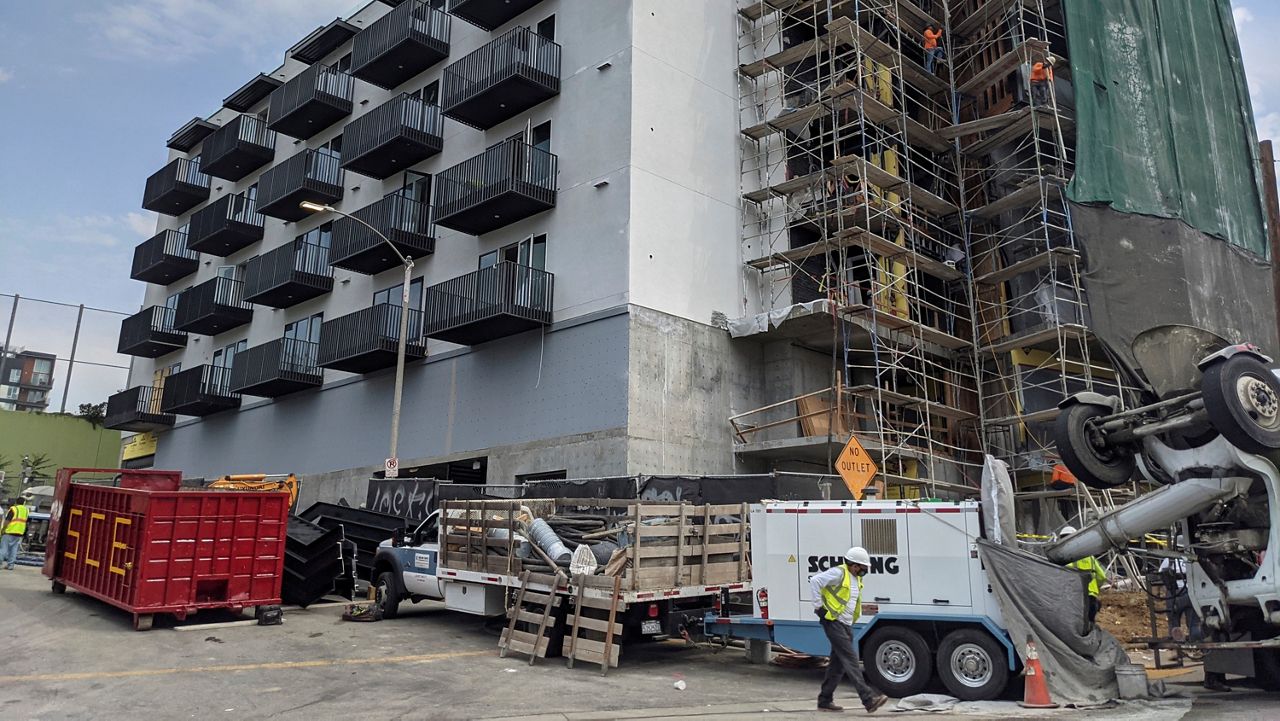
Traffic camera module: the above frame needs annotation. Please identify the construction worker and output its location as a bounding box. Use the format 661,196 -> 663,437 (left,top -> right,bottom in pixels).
923,25 -> 944,74
810,546 -> 889,713
1057,525 -> 1106,622
1030,57 -> 1054,106
1,496 -> 29,570
1159,553 -> 1200,642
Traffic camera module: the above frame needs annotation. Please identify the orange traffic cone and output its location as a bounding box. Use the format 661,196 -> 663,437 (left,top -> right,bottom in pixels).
1018,639 -> 1060,709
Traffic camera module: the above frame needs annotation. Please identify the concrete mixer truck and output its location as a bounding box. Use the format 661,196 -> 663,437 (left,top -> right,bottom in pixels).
1048,325 -> 1280,687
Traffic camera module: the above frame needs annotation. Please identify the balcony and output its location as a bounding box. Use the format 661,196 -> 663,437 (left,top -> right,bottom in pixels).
202,115 -> 277,181
448,0 -> 546,31
160,365 -> 241,416
267,63 -> 354,140
442,27 -> 560,130
173,276 -> 253,335
351,0 -> 450,90
257,149 -> 345,222
131,229 -> 199,285
330,195 -> 434,274
422,262 -> 552,345
141,158 -> 210,216
224,73 -> 283,112
317,304 -> 426,373
229,338 -> 324,397
188,191 -> 265,256
117,306 -> 187,358
104,386 -> 175,432
341,94 -> 443,179
243,240 -> 334,308
434,138 -> 556,234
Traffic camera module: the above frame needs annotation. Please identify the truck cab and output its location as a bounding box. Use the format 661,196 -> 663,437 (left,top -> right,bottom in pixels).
372,511 -> 444,617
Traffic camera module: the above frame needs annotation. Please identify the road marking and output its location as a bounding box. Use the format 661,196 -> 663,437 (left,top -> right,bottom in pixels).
0,650 -> 489,684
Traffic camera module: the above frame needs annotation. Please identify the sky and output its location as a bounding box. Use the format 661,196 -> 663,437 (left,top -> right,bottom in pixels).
0,1 -> 1277,412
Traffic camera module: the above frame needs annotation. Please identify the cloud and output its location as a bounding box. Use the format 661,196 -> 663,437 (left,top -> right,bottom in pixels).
0,68 -> 12,84
125,211 -> 158,238
1234,6 -> 1255,25
89,0 -> 356,64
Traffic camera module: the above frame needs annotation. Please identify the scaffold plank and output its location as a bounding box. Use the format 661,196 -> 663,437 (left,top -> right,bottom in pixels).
952,0 -> 1022,37
742,82 -> 949,152
826,17 -> 948,95
832,154 -> 959,216
975,247 -> 1080,285
969,176 -> 1065,220
963,110 -> 1073,158
746,227 -> 963,281
737,0 -> 807,21
739,37 -> 823,78
842,303 -> 971,350
956,38 -> 1050,96
980,323 -> 1088,355
846,384 -> 975,421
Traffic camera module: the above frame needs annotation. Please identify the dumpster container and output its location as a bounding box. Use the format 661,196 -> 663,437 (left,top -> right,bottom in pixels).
43,467 -> 289,630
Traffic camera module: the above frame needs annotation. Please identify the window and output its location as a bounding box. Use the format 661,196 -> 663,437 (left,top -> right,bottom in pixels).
212,339 -> 248,377
0,402 -> 13,412
317,135 -> 342,164
334,53 -> 352,74
536,15 -> 555,40
297,222 -> 333,250
285,313 -> 324,344
1,385 -> 17,400
517,470 -> 567,483
373,278 -> 423,310
395,171 -> 432,206
531,121 -> 551,152
25,390 -> 45,403
429,0 -> 446,9
413,80 -> 439,106
6,369 -> 18,384
33,359 -> 52,375
481,234 -> 546,270
284,313 -> 323,371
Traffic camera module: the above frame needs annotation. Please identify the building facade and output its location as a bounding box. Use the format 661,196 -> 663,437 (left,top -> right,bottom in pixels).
0,349 -> 56,412
111,0 -> 1273,506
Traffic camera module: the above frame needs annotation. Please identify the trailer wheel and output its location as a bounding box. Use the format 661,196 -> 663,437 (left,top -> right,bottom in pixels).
936,629 -> 1008,701
376,572 -> 400,620
1201,355 -> 1280,453
1055,403 -> 1135,488
133,614 -> 154,632
863,626 -> 933,697
51,581 -> 66,595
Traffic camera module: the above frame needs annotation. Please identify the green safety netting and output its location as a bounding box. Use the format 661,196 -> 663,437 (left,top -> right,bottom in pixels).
1064,0 -> 1269,258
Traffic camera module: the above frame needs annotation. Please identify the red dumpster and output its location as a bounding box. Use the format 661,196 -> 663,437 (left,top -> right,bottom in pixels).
43,468 -> 289,630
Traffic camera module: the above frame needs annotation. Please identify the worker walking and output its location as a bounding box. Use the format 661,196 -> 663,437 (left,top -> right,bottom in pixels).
811,546 -> 889,713
1057,525 -> 1106,622
1159,554 -> 1200,642
1030,57 -> 1054,106
1,497 -> 29,570
923,25 -> 944,74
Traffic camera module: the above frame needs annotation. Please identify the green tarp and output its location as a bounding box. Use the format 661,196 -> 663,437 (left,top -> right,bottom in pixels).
1064,0 -> 1270,258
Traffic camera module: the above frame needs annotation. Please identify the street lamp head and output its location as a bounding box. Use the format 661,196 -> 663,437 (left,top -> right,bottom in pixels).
299,201 -> 333,213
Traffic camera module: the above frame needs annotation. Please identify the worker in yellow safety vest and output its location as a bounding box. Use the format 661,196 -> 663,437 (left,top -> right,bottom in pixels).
1,497 -> 29,570
1057,525 -> 1107,623
809,546 -> 888,713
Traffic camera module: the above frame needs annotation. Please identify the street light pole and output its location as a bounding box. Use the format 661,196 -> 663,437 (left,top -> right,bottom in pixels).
299,202 -> 414,471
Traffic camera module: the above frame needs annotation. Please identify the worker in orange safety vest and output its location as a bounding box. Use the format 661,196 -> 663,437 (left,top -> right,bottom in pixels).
923,25 -> 944,74
1030,57 -> 1055,106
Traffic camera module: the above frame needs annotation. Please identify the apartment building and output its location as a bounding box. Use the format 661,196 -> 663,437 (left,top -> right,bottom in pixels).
109,0 -> 758,502
0,349 -> 56,412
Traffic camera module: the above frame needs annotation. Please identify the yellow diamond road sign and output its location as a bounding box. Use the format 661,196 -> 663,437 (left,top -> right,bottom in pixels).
837,434 -> 878,498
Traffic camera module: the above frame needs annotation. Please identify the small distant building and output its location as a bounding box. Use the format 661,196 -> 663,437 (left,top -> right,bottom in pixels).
0,349 -> 56,412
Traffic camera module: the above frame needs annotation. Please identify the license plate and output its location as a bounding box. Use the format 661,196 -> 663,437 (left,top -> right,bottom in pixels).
641,620 -> 662,635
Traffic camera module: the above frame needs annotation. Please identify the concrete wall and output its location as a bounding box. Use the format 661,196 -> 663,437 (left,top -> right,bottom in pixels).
0,411 -> 121,489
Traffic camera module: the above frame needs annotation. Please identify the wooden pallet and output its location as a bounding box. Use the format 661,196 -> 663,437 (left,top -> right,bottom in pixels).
499,570 -> 564,665
565,573 -> 623,675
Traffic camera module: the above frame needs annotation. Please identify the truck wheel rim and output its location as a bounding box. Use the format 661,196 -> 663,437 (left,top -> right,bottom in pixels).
875,641 -> 916,682
1237,375 -> 1280,427
950,643 -> 993,688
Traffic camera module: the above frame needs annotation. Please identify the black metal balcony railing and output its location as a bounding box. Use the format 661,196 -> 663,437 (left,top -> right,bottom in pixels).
447,0 -> 546,32
173,276 -> 254,336
160,365 -> 241,416
267,63 -> 354,140
341,94 -> 444,180
243,240 -> 334,308
187,191 -> 265,256
229,338 -> 323,397
441,26 -> 561,130
104,386 -> 175,432
142,157 -> 211,216
257,149 -> 345,222
202,115 -> 277,182
434,138 -> 557,234
422,261 -> 552,345
118,306 -> 188,358
352,0 -> 450,90
330,195 -> 435,274
131,229 -> 199,285
317,304 -> 427,374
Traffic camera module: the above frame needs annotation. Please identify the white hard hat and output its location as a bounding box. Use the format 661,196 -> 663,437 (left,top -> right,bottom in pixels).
845,546 -> 871,567
1058,525 -> 1078,538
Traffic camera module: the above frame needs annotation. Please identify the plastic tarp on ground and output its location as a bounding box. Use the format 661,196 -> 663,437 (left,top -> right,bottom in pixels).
1071,204 -> 1278,375
1064,0 -> 1269,258
978,540 -> 1130,705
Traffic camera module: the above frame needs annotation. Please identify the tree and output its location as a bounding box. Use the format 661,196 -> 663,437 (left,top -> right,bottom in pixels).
77,401 -> 107,427
21,453 -> 52,485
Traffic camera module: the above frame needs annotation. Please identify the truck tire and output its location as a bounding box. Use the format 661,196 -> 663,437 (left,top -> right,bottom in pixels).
376,572 -> 400,620
51,580 -> 66,595
936,628 -> 1009,701
1055,403 -> 1135,488
1201,355 -> 1280,453
133,614 -> 154,632
863,626 -> 933,698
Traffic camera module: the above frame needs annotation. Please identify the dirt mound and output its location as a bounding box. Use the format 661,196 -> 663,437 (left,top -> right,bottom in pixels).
1097,589 -> 1169,645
